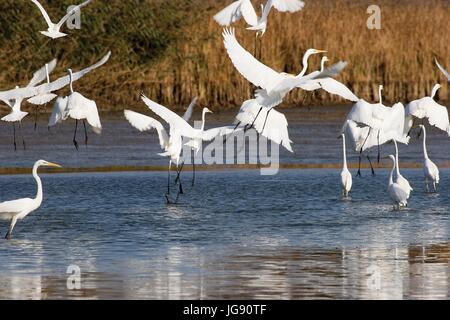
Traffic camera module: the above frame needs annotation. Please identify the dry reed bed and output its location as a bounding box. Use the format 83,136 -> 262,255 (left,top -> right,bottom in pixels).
1,0 -> 450,113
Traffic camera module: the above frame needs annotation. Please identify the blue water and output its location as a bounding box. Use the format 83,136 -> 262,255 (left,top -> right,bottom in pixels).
0,169 -> 448,299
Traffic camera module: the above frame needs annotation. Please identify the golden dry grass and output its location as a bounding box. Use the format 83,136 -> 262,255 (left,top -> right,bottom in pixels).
1,0 -> 450,113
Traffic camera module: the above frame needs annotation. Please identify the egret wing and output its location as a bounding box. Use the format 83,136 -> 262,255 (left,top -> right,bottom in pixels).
182,97 -> 197,122
31,0 -> 53,27
0,198 -> 34,218
124,110 -> 169,148
27,59 -> 57,88
27,93 -> 57,105
271,0 -> 305,12
214,0 -> 244,26
240,0 -> 258,26
222,28 -> 282,91
48,96 -> 68,127
316,78 -> 359,102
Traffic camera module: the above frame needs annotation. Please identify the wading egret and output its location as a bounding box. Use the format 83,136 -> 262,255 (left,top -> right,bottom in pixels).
418,125 -> 439,192
339,133 -> 352,197
31,0 -> 93,39
386,155 -> 408,210
393,139 -> 413,199
50,69 -> 102,150
0,160 -> 61,239
405,84 -> 450,136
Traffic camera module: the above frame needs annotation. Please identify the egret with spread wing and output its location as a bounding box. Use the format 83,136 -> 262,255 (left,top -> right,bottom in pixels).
31,0 -> 94,39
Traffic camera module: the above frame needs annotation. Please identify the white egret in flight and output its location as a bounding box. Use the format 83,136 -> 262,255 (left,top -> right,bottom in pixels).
27,63 -> 58,130
339,133 -> 352,197
30,0 -> 94,39
404,84 -> 450,136
1,86 -> 27,150
386,155 -> 408,210
49,69 -> 102,150
298,56 -> 359,102
0,160 -> 61,239
234,98 -> 293,152
125,95 -> 238,203
343,85 -> 409,175
418,125 -> 440,192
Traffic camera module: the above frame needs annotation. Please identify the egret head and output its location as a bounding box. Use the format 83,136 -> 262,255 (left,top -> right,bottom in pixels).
66,68 -> 73,76
36,160 -> 62,168
323,56 -> 330,63
203,107 -> 213,114
305,49 -> 327,58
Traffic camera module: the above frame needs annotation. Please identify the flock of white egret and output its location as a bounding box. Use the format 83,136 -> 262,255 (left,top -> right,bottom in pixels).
1,0 -> 450,239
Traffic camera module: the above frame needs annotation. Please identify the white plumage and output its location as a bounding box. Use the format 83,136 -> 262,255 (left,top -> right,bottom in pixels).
340,133 -> 352,197
235,99 -> 293,152
0,160 -> 61,239
393,139 -> 413,199
386,155 -> 409,210
404,84 -> 450,136
31,0 -> 93,39
419,125 -> 440,192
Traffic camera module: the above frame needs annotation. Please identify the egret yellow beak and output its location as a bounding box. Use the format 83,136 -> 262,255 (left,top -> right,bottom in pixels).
316,50 -> 327,53
46,162 -> 62,168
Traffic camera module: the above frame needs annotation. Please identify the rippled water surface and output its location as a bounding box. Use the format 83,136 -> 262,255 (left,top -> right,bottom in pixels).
0,169 -> 448,299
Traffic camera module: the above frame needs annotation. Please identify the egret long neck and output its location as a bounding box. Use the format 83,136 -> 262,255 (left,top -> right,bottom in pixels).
320,58 -> 327,72
342,135 -> 348,169
378,86 -> 383,104
33,164 -> 43,204
45,64 -> 50,83
69,70 -> 74,93
394,140 -> 400,175
201,110 -> 207,131
389,159 -> 395,185
431,84 -> 440,99
422,127 -> 429,159
297,52 -> 313,78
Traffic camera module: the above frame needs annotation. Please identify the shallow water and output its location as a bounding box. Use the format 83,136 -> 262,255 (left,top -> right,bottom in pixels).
0,169 -> 448,299
1,108 -> 450,168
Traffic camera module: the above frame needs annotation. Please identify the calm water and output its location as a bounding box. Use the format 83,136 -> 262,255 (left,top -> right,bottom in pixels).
0,169 -> 448,299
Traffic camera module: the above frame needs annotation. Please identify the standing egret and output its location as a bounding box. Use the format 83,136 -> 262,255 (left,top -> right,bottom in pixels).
418,125 -> 439,192
393,139 -> 413,199
30,0 -> 94,39
339,133 -> 352,197
52,69 -> 102,150
404,84 -> 450,136
386,155 -> 408,210
0,160 -> 61,239
125,95 -> 238,203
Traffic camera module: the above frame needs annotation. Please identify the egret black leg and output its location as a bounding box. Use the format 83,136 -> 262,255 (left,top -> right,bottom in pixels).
19,121 -> 26,150
357,152 -> 362,177
377,130 -> 381,163
83,120 -> 88,148
261,107 -> 273,133
367,155 -> 375,176
192,155 -> 196,188
12,123 -> 17,151
225,121 -> 241,143
34,107 -> 38,131
73,120 -> 79,150
245,107 -> 263,132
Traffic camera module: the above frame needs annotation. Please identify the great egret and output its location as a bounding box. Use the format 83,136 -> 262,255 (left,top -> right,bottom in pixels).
298,56 -> 359,102
0,160 -> 61,239
418,125 -> 440,192
223,28 -> 346,110
27,63 -> 58,130
435,58 -> 450,82
393,139 -> 413,199
344,85 -> 409,175
0,52 -> 111,105
49,69 -> 102,150
31,0 -> 93,39
404,84 -> 450,136
339,133 -> 352,197
386,155 -> 408,210
125,95 -> 238,203
1,86 -> 27,150
214,0 -> 304,35
234,99 -> 293,152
